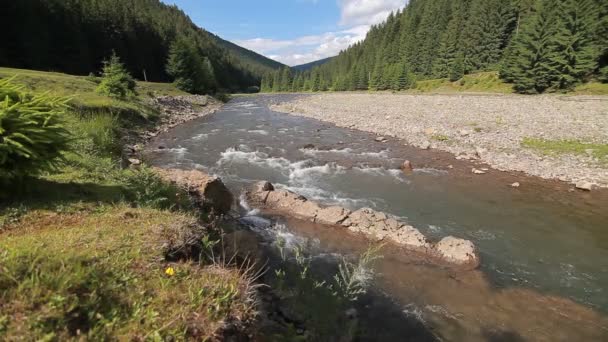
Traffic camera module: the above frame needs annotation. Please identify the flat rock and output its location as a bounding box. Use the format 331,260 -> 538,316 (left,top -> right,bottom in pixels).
472,168 -> 486,174
575,181 -> 596,191
316,206 -> 351,225
435,236 -> 480,267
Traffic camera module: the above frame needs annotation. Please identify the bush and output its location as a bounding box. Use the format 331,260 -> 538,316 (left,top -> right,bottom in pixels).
121,166 -> 190,209
69,113 -> 120,156
0,78 -> 71,180
96,53 -> 137,99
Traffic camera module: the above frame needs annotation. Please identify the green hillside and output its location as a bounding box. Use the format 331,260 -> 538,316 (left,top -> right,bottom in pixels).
1,0 -> 283,91
262,0 -> 607,94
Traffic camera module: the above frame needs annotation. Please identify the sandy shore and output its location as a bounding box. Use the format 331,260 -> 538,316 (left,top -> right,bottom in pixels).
271,93 -> 608,188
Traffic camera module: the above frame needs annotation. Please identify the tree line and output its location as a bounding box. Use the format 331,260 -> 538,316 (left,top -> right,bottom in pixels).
262,0 -> 607,94
1,0 -> 284,92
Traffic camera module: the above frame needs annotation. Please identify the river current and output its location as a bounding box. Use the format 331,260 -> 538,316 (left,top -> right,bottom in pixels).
145,95 -> 608,341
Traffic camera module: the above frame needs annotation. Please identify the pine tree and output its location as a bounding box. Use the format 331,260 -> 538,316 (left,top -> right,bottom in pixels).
166,39 -> 215,94
463,0 -> 516,73
96,52 -> 137,98
501,0 -> 561,94
450,53 -> 466,81
551,0 -> 600,89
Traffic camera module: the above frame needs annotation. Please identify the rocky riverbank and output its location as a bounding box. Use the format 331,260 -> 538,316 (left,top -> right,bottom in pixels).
271,93 -> 608,188
123,95 -> 223,167
246,181 -> 480,268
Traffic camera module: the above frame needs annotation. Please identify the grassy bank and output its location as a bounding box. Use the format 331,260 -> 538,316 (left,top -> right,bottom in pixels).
411,72 -> 608,95
0,68 -> 257,340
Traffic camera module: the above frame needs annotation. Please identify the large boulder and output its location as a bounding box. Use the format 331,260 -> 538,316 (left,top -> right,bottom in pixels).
154,168 -> 233,214
434,236 -> 480,267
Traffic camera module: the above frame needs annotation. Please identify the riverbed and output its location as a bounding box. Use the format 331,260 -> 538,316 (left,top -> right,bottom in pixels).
145,95 -> 608,341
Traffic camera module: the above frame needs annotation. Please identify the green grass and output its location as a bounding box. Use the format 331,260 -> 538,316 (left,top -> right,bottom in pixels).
572,82 -> 608,95
0,205 -> 255,340
412,72 -> 513,94
409,71 -> 608,95
522,138 -> 608,160
0,67 -> 257,340
431,134 -> 450,142
0,67 -> 189,123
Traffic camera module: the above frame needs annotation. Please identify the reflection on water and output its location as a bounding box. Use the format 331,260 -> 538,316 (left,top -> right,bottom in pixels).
146,95 -> 608,340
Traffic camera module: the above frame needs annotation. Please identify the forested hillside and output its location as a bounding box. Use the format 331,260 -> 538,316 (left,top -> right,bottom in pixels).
262,0 -> 607,94
292,57 -> 335,71
1,0 -> 285,91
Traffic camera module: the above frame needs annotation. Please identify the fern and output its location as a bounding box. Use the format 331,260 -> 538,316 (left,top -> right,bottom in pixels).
0,77 -> 71,180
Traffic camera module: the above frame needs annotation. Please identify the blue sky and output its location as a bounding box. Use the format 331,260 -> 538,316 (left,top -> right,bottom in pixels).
161,1 -> 406,66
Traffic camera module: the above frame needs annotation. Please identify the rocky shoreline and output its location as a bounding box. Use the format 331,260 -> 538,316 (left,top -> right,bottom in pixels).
270,93 -> 608,189
122,95 -> 223,167
246,181 -> 480,268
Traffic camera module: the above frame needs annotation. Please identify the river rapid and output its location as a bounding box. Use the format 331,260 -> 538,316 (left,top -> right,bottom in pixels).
145,95 -> 608,341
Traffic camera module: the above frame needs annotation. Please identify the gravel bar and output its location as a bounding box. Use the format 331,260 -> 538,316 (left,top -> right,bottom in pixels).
271,93 -> 608,188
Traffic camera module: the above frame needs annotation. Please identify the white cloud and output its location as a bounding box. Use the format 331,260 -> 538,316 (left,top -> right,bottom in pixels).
233,1 -> 406,66
339,0 -> 405,26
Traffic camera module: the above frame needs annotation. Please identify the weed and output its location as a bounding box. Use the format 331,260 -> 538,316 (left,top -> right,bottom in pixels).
522,138 -> 608,160
431,134 -> 450,142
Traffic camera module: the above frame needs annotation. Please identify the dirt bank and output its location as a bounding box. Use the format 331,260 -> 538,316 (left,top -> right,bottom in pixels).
271,93 -> 608,188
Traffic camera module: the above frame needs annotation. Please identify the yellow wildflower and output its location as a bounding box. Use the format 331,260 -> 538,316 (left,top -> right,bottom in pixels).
165,267 -> 175,276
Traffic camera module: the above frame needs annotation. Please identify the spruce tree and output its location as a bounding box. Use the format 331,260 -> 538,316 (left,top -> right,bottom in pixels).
501,0 -> 561,94
166,39 -> 215,94
551,0 -> 600,89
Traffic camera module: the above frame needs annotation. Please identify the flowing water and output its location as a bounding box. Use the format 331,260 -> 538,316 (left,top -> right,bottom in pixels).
146,95 -> 608,341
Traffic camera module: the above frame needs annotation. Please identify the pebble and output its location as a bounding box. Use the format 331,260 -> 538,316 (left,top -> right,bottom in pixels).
472,168 -> 486,174
271,94 -> 608,188
511,182 -> 520,188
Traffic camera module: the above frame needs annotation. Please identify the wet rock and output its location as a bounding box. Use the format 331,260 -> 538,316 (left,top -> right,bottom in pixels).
246,181 -> 478,267
401,160 -> 413,172
575,181 -> 596,191
302,143 -> 315,149
391,225 -> 431,249
435,236 -> 480,267
256,181 -> 275,192
154,168 -> 233,214
316,206 -> 351,225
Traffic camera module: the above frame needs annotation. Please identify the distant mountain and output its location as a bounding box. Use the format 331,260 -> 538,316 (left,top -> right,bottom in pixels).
292,57 -> 334,71
213,35 -> 286,76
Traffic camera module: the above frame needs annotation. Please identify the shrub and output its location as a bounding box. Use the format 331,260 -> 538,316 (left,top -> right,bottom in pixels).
69,112 -> 120,156
96,53 -> 137,99
120,166 -> 181,209
0,78 -> 71,180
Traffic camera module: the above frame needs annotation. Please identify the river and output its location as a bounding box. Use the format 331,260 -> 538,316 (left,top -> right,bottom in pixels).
145,95 -> 608,341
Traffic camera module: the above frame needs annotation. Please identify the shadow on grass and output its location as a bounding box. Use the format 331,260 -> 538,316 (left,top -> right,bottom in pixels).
1,177 -> 126,212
